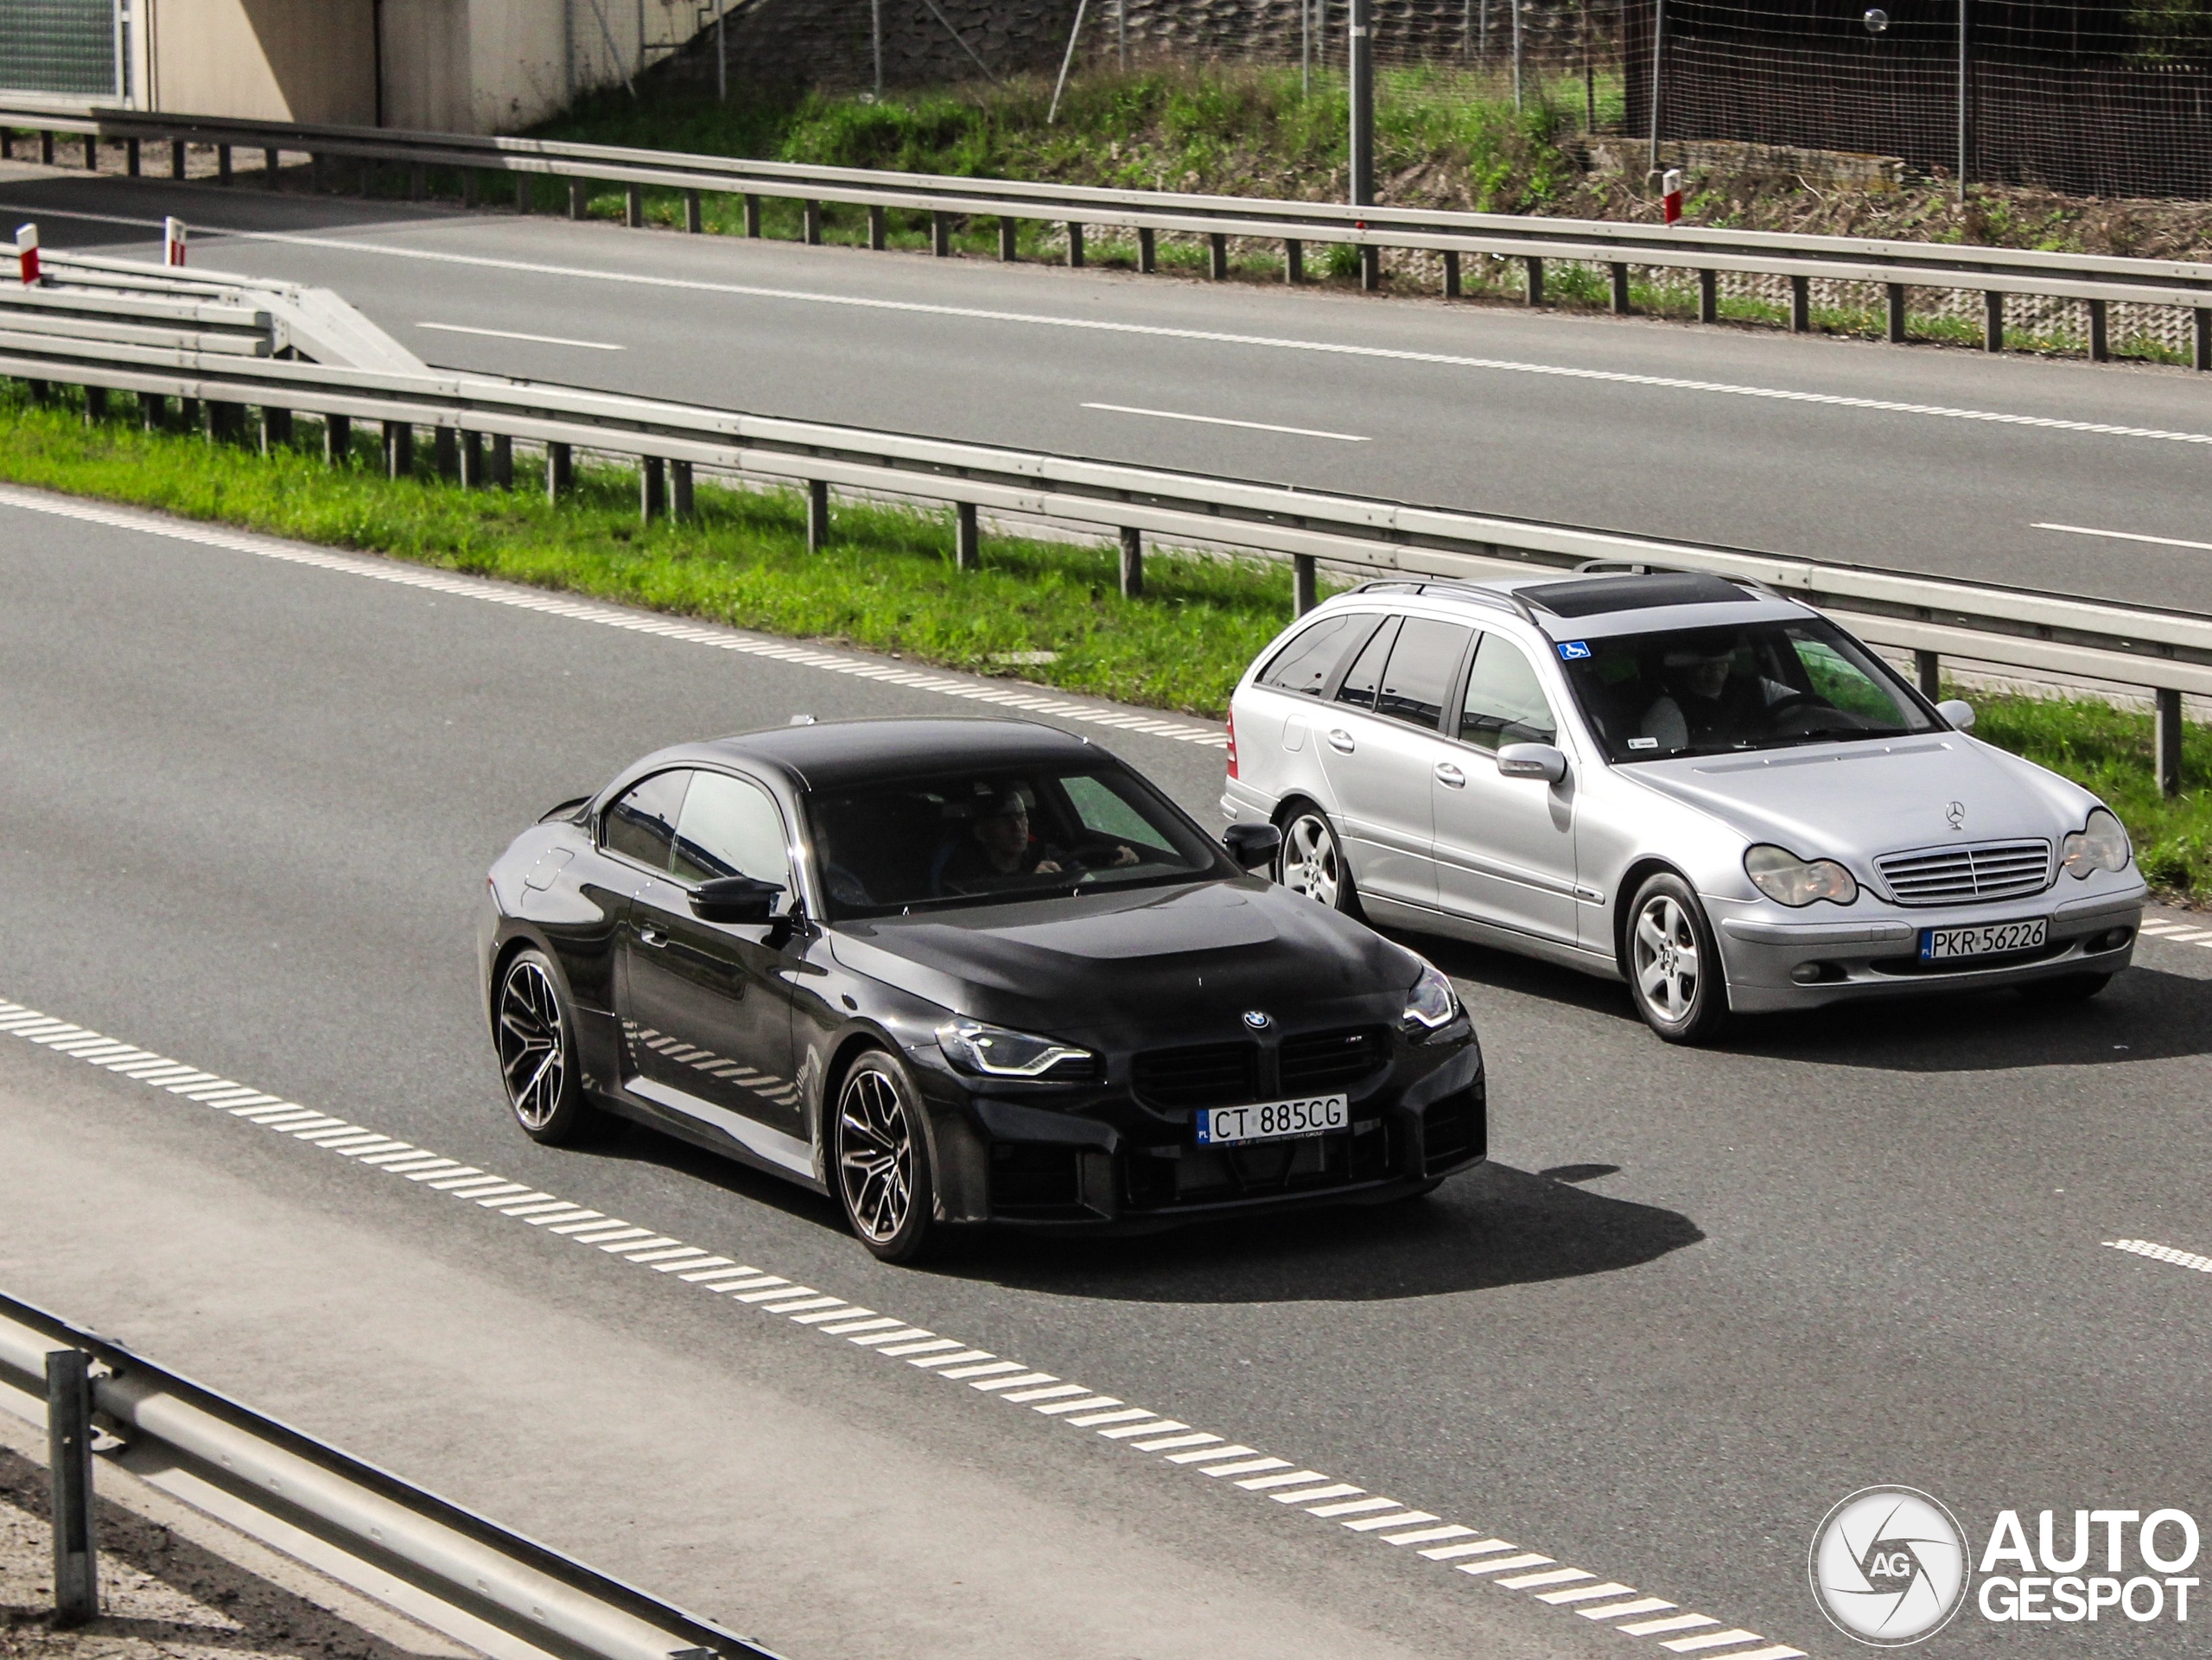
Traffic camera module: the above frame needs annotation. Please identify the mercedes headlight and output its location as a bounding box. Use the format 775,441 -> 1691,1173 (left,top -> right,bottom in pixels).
1402,961 -> 1460,1034
938,1018 -> 1095,1079
2061,808 -> 2132,879
1744,843 -> 1859,907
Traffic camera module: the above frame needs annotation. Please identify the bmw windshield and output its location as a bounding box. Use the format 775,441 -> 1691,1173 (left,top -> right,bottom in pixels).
1555,617 -> 1940,763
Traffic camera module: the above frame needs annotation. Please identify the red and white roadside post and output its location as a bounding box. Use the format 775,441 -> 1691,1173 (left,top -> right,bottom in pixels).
164,215 -> 187,266
15,222 -> 38,284
1661,168 -> 1684,226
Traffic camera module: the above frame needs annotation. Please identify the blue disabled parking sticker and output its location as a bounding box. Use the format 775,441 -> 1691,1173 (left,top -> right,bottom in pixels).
1557,640 -> 1592,660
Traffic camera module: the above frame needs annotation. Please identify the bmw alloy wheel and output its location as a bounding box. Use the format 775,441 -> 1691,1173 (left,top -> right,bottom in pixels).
497,950 -> 590,1140
836,1054 -> 934,1261
1279,808 -> 1357,915
1626,875 -> 1727,1043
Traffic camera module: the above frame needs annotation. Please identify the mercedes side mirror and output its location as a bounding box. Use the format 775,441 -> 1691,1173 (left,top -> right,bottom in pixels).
690,875 -> 784,924
1224,823 -> 1282,870
1936,698 -> 1975,731
1497,743 -> 1568,783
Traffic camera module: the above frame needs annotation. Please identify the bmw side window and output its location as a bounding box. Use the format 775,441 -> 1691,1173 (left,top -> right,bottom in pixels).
1256,614 -> 1368,698
602,770 -> 690,869
1459,636 -> 1559,754
1375,619 -> 1473,730
671,772 -> 791,888
1333,617 -> 1401,712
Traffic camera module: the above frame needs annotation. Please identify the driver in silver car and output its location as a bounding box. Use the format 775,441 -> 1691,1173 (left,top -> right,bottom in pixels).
1639,637 -> 1796,754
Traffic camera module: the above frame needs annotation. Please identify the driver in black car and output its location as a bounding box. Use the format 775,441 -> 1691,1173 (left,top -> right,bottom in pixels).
1638,637 -> 1802,753
933,785 -> 1140,894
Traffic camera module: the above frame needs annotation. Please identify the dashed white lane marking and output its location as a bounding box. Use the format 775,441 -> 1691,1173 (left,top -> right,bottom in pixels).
10,198 -> 2208,451
2107,1237 -> 2212,1275
0,995 -> 1802,1660
1080,402 -> 1370,442
416,321 -> 624,350
0,486 -> 1228,748
2033,522 -> 2212,554
2137,915 -> 2212,949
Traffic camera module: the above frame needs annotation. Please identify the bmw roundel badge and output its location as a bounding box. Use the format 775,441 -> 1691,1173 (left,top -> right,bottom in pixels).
1242,1010 -> 1271,1030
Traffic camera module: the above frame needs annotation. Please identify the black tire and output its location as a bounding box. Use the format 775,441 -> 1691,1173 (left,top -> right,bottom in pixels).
1275,802 -> 1363,920
494,948 -> 596,1144
2017,972 -> 2113,1004
833,1051 -> 937,1263
1624,872 -> 1731,1044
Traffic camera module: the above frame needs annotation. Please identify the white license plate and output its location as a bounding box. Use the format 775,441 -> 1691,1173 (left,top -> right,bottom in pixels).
1920,917 -> 2049,961
1194,1094 -> 1349,1147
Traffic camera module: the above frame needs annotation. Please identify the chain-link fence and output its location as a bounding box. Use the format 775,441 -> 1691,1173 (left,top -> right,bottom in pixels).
1624,0 -> 2212,200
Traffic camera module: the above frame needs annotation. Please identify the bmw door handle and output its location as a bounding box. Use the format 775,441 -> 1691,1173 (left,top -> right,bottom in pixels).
1325,728 -> 1356,754
638,926 -> 669,948
1434,761 -> 1466,788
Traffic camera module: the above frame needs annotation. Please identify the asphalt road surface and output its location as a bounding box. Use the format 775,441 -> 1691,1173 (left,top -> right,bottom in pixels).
6,165 -> 2212,614
0,487 -> 2207,1660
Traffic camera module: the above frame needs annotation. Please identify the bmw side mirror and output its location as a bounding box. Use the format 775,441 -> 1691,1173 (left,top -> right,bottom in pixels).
1497,743 -> 1567,784
1224,823 -> 1281,870
1936,698 -> 1975,732
690,875 -> 784,924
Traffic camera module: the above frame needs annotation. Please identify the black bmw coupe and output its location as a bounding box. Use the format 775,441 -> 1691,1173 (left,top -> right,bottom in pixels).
480,719 -> 1485,1260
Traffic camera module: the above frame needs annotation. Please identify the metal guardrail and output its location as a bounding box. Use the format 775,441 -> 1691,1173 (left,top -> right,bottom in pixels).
2,245 -> 2202,792
3,101 -> 2209,364
0,1290 -> 781,1660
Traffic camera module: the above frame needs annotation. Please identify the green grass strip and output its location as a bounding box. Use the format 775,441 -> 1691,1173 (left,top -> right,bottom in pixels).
0,386 -> 2204,902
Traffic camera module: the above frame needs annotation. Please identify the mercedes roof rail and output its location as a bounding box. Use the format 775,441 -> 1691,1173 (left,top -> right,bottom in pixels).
1344,578 -> 1539,623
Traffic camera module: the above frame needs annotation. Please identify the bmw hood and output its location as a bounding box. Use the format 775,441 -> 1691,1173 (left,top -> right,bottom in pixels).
828,877 -> 1420,1042
1621,735 -> 2097,866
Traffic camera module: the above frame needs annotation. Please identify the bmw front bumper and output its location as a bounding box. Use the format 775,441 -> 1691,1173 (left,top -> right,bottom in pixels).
1710,878 -> 2147,1013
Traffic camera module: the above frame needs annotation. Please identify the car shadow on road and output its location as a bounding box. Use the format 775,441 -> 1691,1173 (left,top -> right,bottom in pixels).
1403,928 -> 2212,1074
938,1161 -> 1703,1303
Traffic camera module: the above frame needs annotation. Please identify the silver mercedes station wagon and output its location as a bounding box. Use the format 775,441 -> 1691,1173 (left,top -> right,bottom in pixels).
1223,569 -> 2146,1042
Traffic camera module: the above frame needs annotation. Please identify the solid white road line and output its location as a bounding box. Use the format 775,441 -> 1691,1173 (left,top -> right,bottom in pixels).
1079,402 -> 1370,442
2033,521 -> 2212,553
0,990 -> 1808,1657
416,321 -> 625,350
0,486 -> 1230,750
8,200 -> 2204,449
2107,1237 -> 2212,1274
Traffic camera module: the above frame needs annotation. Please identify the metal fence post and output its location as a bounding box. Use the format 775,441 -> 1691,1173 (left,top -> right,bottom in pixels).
264,147 -> 280,188
626,184 -> 644,228
1293,555 -> 1319,616
1137,227 -> 1155,272
460,430 -> 485,487
434,426 -> 460,480
684,190 -> 702,232
259,408 -> 293,454
140,392 -> 164,431
1610,262 -> 1631,314
1699,267 -> 1718,323
80,133 -> 94,169
40,129 -> 54,165
1208,232 -> 1228,280
1915,650 -> 1941,700
932,211 -> 951,256
999,217 -> 1018,261
491,434 -> 513,489
806,480 -> 830,551
1349,0 -> 1375,210
218,144 -> 232,184
325,413 -> 352,465
514,173 -> 531,213
1443,250 -> 1460,297
671,460 -> 695,519
745,194 -> 762,237
1649,0 -> 1668,173
545,441 -> 572,500
1285,239 -> 1303,283
1789,274 -> 1810,332
47,1350 -> 97,1629
1524,256 -> 1544,306
126,137 -> 139,176
2155,688 -> 2184,798
569,179 -> 588,220
1984,290 -> 2005,351
83,386 -> 106,424
870,206 -> 888,250
462,169 -> 479,209
955,502 -> 980,570
1066,222 -> 1084,267
1885,283 -> 1907,344
640,457 -> 665,522
804,200 -> 823,245
1118,527 -> 1143,599
2196,308 -> 2212,373
1360,245 -> 1379,291
170,138 -> 185,179
2086,298 -> 2109,362
385,421 -> 413,479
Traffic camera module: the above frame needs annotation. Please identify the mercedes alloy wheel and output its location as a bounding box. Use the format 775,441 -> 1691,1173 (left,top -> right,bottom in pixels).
1277,805 -> 1361,918
496,949 -> 594,1142
834,1052 -> 936,1262
1626,873 -> 1729,1044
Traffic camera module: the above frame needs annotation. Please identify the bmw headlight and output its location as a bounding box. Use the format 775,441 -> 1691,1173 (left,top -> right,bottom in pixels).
2061,807 -> 2132,879
938,1018 -> 1096,1079
1744,843 -> 1859,907
1402,961 -> 1460,1034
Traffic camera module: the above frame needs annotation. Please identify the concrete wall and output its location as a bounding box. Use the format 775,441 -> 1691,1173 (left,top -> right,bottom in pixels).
140,0 -> 377,124
378,0 -> 700,134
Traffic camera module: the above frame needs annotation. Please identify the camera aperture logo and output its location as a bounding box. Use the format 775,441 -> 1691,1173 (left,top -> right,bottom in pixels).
1811,1487 -> 1970,1646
